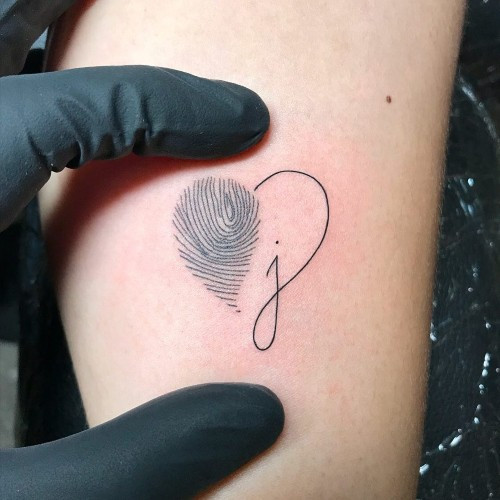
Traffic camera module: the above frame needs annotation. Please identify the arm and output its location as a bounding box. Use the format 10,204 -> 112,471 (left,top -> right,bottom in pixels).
40,1 -> 465,497
0,1 -> 283,497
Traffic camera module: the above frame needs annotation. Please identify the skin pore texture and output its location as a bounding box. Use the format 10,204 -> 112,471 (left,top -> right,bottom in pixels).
40,1 -> 465,498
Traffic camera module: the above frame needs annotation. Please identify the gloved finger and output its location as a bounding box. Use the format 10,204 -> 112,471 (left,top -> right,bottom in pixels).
0,383 -> 284,500
0,65 -> 270,231
0,0 -> 76,76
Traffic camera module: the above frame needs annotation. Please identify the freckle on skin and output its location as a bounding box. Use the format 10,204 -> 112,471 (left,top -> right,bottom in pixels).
386,95 -> 392,104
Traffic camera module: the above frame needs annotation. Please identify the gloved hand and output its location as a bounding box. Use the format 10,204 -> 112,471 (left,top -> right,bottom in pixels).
0,0 -> 270,232
1,383 -> 284,499
0,1 -> 282,498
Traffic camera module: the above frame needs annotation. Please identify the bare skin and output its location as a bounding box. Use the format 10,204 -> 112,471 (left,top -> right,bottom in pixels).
40,1 -> 465,498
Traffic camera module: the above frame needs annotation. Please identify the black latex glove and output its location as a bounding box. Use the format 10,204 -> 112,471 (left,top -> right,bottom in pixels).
0,0 -> 269,232
0,1 -> 282,498
1,383 -> 284,499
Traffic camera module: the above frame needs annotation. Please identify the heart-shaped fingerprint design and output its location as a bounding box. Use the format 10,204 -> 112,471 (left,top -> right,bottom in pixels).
173,177 -> 260,308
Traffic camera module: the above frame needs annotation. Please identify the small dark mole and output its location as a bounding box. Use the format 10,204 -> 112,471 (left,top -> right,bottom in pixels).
276,240 -> 279,244
386,95 -> 392,104
236,310 -> 241,313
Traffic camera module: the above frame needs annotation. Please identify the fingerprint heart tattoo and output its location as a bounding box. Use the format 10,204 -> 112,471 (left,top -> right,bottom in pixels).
173,177 -> 260,308
173,171 -> 329,351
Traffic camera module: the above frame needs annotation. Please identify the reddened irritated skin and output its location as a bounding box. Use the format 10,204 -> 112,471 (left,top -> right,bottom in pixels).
41,1 -> 465,498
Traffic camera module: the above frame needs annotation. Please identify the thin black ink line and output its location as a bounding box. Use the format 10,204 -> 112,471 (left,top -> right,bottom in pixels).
202,283 -> 241,293
203,238 -> 259,257
178,242 -> 255,266
180,253 -> 249,273
174,228 -> 257,261
180,251 -> 252,272
190,237 -> 258,256
209,178 -> 245,239
191,274 -> 244,285
201,282 -> 241,292
205,287 -> 239,296
205,286 -> 239,296
174,176 -> 260,307
252,256 -> 280,351
184,262 -> 247,280
214,295 -> 237,302
178,188 -> 212,257
185,179 -> 258,256
175,224 -> 259,259
191,181 -> 221,256
198,192 -> 259,247
206,292 -> 239,299
200,177 -> 226,244
252,170 -> 329,351
254,170 -> 329,297
191,180 -> 216,253
180,255 -> 249,274
223,181 -> 236,224
200,178 -> 227,242
176,236 -> 256,264
193,184 -> 257,254
208,177 -> 229,238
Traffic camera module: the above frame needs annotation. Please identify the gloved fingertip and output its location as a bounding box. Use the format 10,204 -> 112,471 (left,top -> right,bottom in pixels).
164,382 -> 284,497
225,383 -> 285,447
214,81 -> 271,146
185,383 -> 284,470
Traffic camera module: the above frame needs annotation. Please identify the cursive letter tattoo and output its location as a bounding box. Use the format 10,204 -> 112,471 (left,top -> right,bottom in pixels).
173,171 -> 329,350
252,170 -> 329,350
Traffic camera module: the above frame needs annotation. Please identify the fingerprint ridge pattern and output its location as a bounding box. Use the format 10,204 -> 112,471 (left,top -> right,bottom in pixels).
173,177 -> 260,307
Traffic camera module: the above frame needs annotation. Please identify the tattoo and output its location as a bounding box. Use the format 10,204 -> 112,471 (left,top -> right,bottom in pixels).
173,177 -> 260,308
173,171 -> 329,351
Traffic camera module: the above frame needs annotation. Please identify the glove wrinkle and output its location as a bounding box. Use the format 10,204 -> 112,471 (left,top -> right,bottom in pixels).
0,66 -> 269,231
